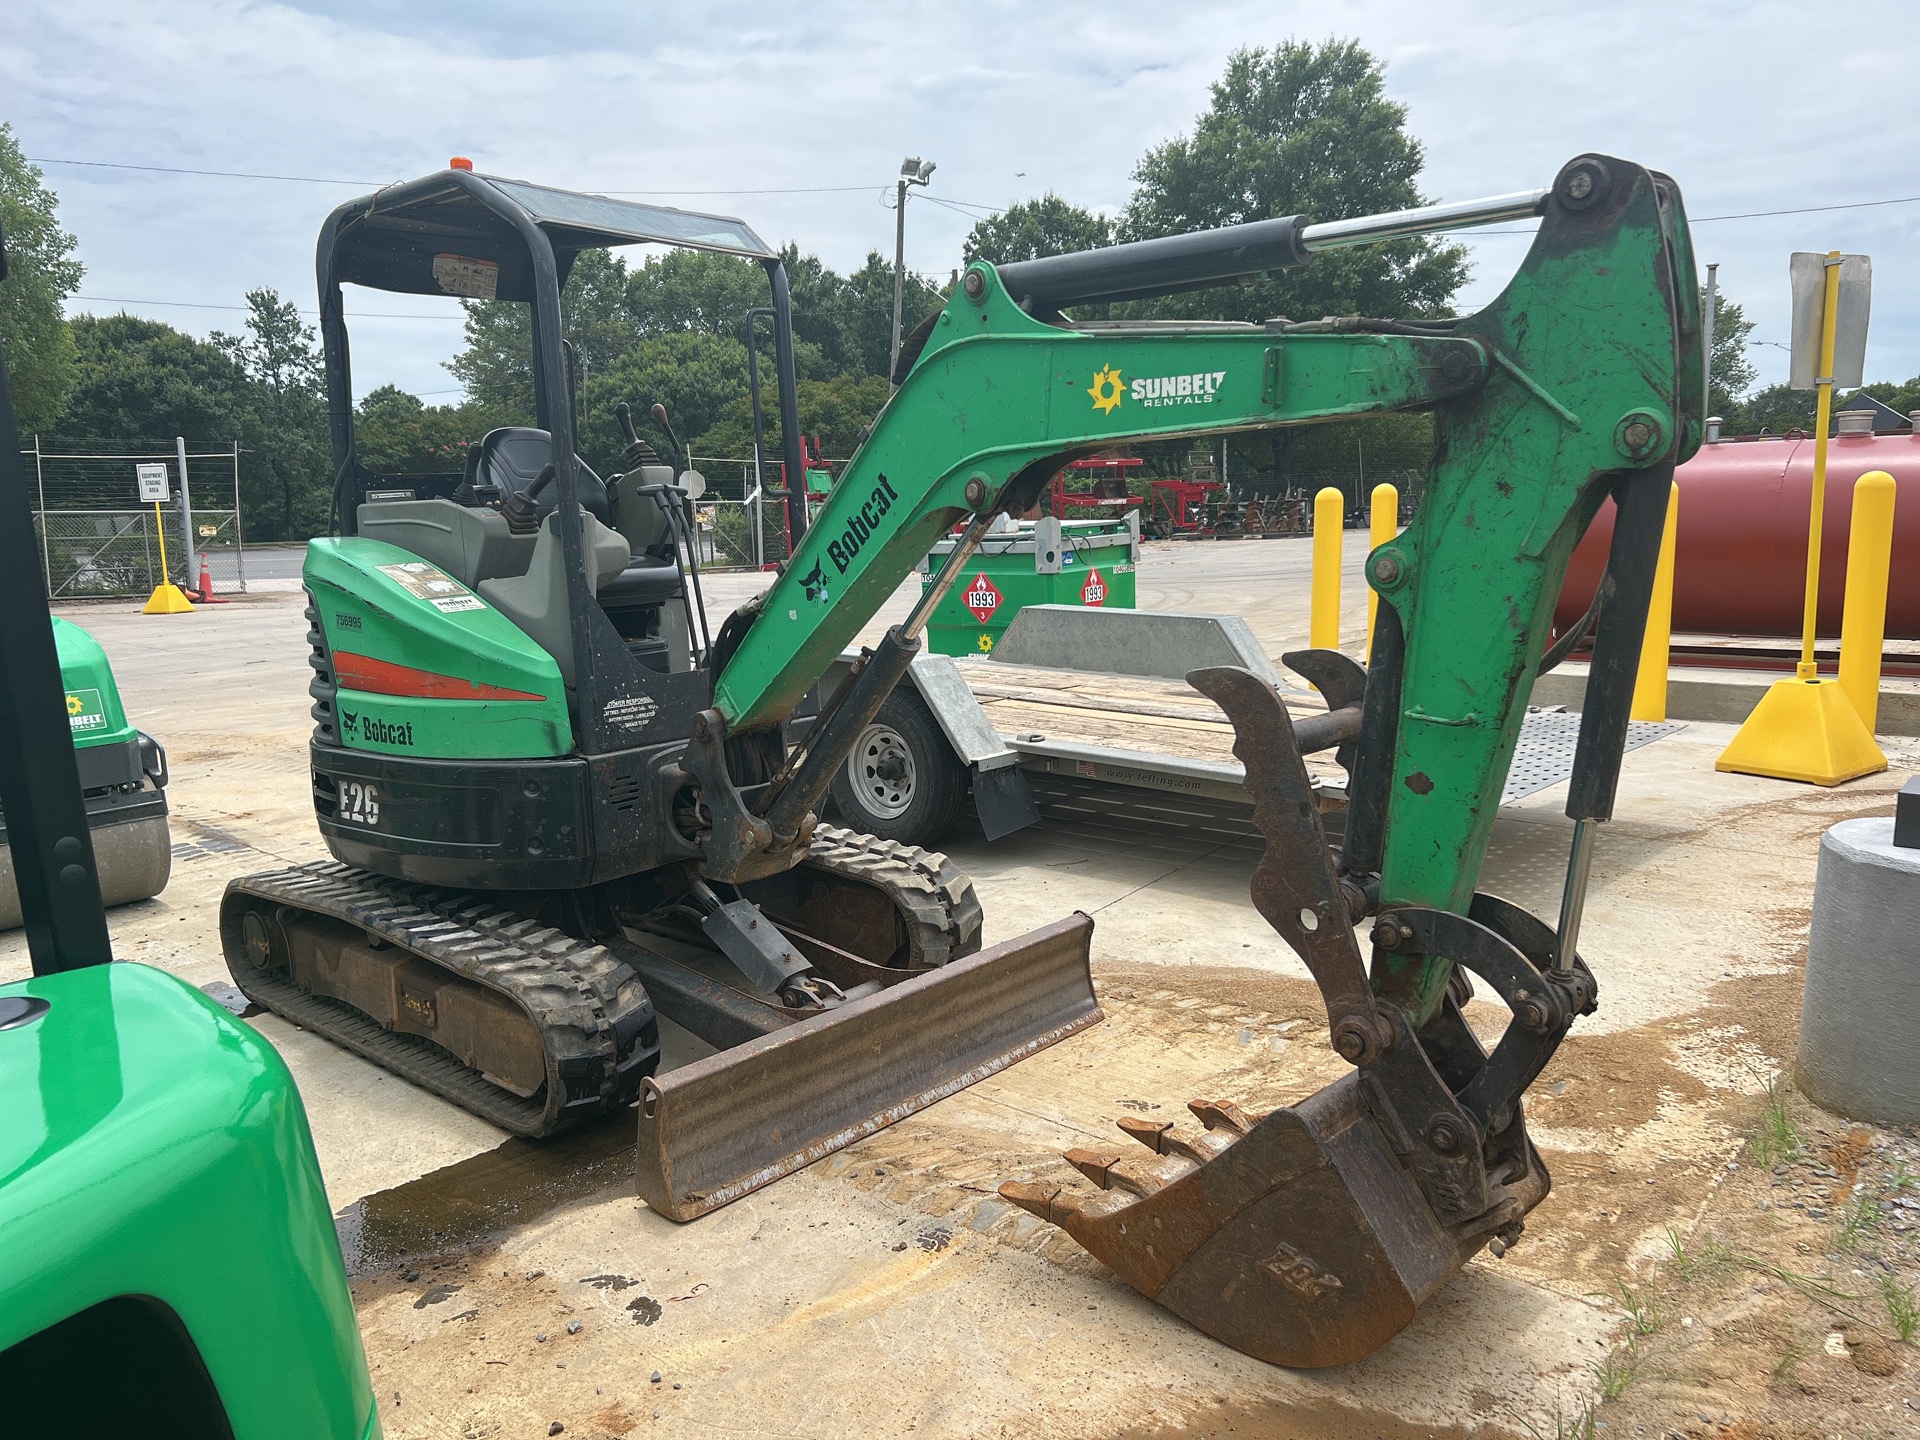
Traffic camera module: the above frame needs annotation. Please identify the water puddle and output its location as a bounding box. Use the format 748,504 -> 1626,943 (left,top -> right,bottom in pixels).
334,1113 -> 635,1276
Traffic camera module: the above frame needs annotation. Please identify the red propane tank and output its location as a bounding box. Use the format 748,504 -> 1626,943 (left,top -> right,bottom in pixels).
1555,429 -> 1920,639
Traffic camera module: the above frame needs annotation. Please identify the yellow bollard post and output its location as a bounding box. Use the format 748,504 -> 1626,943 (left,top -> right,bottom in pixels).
1367,482 -> 1399,653
1311,486 -> 1343,653
1838,470 -> 1897,733
1629,481 -> 1679,722
1716,251 -> 1882,784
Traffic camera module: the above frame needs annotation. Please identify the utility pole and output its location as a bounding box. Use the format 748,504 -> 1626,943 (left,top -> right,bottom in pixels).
890,157 -> 936,388
1702,262 -> 1719,415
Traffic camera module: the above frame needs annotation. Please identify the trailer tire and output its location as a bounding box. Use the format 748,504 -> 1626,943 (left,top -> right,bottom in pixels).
829,690 -> 966,847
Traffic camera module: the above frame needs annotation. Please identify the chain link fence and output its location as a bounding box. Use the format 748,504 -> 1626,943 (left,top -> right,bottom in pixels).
691,455 -> 805,571
23,440 -> 249,600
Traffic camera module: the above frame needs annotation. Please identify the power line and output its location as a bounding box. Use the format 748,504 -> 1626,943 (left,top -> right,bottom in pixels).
26,154 -> 1009,209
28,155 -> 887,197
1458,192 -> 1920,238
73,294 -> 465,321
29,156 -> 379,185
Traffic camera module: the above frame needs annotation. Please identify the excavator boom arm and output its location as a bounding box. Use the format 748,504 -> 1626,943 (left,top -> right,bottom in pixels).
716,158 -> 1698,1020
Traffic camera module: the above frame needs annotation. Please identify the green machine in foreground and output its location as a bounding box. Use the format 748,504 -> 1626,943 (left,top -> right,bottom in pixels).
0,227 -> 379,1437
222,152 -> 1695,1368
0,616 -> 171,929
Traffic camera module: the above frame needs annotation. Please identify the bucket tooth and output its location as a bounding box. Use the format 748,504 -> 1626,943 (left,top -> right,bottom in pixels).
1066,1144 -> 1192,1197
1188,1098 -> 1258,1135
1118,1113 -> 1233,1162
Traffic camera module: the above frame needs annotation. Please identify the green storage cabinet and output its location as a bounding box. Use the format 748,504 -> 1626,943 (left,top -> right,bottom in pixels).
921,514 -> 1139,656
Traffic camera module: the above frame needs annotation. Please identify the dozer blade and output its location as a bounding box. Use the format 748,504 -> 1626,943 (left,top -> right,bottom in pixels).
628,912 -> 1099,1221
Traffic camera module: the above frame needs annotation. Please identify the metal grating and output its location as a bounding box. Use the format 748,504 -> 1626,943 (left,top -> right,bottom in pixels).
1501,708 -> 1685,803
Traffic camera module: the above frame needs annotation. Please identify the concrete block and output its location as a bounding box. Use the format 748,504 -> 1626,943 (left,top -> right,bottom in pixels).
991,605 -> 1282,687
1796,817 -> 1920,1125
1531,666 -> 1920,736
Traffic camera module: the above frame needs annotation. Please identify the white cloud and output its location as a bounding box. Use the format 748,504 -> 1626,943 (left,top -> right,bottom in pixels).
8,0 -> 1919,404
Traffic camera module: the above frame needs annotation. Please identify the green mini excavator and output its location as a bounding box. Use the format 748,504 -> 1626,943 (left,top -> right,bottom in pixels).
223,153 -> 1697,1367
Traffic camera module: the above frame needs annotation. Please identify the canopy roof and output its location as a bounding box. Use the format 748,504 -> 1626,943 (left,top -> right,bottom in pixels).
323,168 -> 773,303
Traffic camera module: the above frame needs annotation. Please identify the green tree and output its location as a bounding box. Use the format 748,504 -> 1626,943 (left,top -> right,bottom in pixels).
695,371 -> 891,464
1120,42 -> 1467,324
59,313 -> 253,446
354,385 -> 507,475
963,195 -> 1112,264
0,124 -> 84,433
215,288 -> 330,538
1705,290 -> 1757,416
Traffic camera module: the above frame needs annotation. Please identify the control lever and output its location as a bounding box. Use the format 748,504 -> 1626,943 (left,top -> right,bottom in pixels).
651,401 -> 687,475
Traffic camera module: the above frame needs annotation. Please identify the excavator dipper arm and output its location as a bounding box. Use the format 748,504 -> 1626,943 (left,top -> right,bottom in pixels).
706,154 -> 1697,1365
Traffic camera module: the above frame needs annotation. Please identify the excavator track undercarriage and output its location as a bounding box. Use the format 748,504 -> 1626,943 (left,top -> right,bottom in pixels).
222,827 -> 1098,1216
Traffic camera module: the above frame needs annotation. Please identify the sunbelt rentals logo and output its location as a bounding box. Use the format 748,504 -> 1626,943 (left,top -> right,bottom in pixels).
1088,363 -> 1230,414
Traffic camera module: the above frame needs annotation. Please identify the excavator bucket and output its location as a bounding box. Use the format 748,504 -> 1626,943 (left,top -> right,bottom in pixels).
1003,664 -> 1590,1367
621,913 -> 1100,1220
1002,1076 -> 1546,1368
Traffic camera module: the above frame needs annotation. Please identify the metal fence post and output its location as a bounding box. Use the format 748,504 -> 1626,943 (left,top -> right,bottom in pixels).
231,439 -> 247,592
33,435 -> 52,598
174,435 -> 194,589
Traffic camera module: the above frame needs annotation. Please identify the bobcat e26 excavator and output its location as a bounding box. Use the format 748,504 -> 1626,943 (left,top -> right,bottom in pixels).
225,154 -> 1697,1367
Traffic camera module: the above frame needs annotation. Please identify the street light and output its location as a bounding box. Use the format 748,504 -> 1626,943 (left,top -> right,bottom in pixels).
890,156 -> 936,385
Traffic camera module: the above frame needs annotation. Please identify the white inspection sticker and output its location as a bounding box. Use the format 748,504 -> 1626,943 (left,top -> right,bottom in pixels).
604,695 -> 659,731
432,253 -> 500,300
379,560 -> 478,610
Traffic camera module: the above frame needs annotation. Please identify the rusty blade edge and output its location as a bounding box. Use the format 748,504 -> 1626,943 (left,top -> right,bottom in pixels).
635,912 -> 1101,1221
656,1011 -> 1102,1217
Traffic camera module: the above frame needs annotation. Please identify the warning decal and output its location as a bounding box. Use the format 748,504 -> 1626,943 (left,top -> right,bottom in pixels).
432,253 -> 500,300
1080,568 -> 1108,606
962,572 -> 1003,624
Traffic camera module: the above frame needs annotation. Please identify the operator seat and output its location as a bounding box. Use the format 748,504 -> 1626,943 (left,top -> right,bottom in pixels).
473,427 -> 615,525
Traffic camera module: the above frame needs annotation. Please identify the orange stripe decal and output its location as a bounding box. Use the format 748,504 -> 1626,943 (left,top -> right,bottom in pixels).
333,651 -> 546,702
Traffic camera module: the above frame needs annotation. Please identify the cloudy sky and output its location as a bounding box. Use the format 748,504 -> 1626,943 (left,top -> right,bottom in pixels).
8,1 -> 1919,404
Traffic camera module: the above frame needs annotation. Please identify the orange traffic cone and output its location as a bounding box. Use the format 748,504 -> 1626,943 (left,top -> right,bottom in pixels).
196,552 -> 230,604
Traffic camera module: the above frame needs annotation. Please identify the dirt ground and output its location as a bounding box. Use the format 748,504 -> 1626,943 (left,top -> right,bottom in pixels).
8,538 -> 1919,1439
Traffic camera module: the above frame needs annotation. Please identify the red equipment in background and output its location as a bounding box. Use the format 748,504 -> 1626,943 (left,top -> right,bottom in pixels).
1148,477 -> 1224,535
1048,455 -> 1145,517
1555,428 -> 1920,640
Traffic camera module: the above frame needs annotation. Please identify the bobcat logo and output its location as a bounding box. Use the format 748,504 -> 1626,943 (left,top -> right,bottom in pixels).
339,708 -> 358,738
800,560 -> 830,604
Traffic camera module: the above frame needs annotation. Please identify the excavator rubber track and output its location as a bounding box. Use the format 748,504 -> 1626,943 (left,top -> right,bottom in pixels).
773,824 -> 985,970
221,864 -> 660,1137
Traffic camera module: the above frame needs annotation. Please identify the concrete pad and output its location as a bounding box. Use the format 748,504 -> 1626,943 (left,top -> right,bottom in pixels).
7,545 -> 1913,1439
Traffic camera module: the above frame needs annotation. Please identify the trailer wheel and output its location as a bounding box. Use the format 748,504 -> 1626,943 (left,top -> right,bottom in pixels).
830,690 -> 966,847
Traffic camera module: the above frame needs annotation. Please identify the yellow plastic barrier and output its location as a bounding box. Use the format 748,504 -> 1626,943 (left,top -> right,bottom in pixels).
1367,482 -> 1399,653
1838,470 -> 1897,732
1629,481 -> 1679,722
1310,487 -> 1343,653
141,499 -> 195,615
1716,252 -> 1883,785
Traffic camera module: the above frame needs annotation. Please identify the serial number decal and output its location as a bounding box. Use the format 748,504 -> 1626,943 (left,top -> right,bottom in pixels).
338,781 -> 381,826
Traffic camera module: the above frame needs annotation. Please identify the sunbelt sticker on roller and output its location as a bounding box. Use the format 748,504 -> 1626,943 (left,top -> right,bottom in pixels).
66,688 -> 106,733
